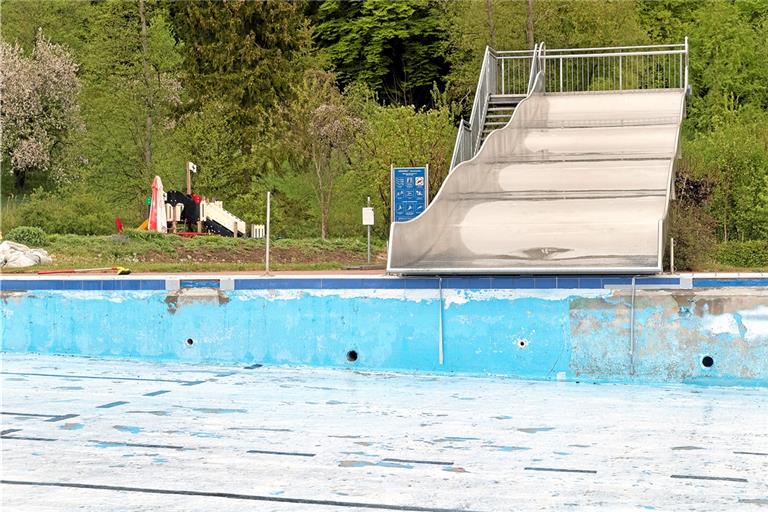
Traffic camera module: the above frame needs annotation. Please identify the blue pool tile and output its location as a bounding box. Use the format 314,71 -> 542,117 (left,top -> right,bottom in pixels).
556,277 -> 579,289
516,277 -> 535,289
578,278 -> 603,289
443,277 -> 493,289
694,278 -> 768,288
534,277 -> 557,289
363,279 -> 406,289
60,280 -> 84,290
489,277 -> 535,289
140,280 -> 165,290
119,280 -> 142,290
101,280 -> 119,291
601,277 -> 633,286
404,278 -> 439,289
0,280 -> 28,291
234,279 -> 265,290
81,280 -> 103,291
321,279 -> 366,289
267,279 -> 323,289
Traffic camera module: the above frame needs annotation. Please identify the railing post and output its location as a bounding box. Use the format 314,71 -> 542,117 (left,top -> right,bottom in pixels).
559,56 -> 563,92
619,54 -> 623,90
501,58 -> 505,95
684,36 -> 689,93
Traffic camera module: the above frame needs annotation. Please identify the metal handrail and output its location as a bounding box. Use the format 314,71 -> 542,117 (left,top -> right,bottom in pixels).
449,119 -> 472,172
468,46 -> 493,156
546,43 -> 685,54
448,40 -> 689,169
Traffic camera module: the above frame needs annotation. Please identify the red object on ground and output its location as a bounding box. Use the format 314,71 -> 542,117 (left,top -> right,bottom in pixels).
115,216 -> 124,233
176,231 -> 207,238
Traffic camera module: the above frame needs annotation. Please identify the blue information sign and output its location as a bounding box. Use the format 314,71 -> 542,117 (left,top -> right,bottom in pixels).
391,166 -> 429,222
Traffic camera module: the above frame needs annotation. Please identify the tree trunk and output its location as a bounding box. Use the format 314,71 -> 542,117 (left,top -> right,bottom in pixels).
321,206 -> 328,240
526,0 -> 535,49
14,170 -> 26,191
485,0 -> 496,47
138,0 -> 153,171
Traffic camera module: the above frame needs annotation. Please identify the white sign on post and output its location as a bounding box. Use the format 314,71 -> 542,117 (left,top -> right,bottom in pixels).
362,207 -> 374,226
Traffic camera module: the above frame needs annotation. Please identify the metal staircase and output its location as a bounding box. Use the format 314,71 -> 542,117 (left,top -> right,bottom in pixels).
481,94 -> 524,145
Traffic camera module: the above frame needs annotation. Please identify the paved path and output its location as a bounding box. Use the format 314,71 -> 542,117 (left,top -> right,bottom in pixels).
1,354 -> 766,511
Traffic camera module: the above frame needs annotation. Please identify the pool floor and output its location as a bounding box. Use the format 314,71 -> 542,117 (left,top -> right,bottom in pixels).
1,354 -> 766,511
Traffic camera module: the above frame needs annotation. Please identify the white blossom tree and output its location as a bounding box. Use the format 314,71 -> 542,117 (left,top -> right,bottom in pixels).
1,29 -> 81,190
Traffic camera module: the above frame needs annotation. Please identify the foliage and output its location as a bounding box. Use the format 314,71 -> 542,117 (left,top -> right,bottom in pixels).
350,86 -> 455,232
168,0 -> 312,136
315,0 -> 448,107
685,2 -> 768,131
10,187 -> 129,236
283,70 -> 363,239
5,226 -> 48,247
684,110 -> 768,241
0,30 -> 81,190
714,240 -> 768,268
443,0 -> 645,112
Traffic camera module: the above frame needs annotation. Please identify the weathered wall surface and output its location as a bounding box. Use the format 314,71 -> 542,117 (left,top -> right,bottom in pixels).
1,278 -> 767,385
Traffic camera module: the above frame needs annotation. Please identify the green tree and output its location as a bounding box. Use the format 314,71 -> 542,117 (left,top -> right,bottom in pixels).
686,2 -> 768,131
283,70 -> 362,239
685,110 -> 768,241
315,0 -> 449,106
168,0 -> 313,138
349,85 -> 455,231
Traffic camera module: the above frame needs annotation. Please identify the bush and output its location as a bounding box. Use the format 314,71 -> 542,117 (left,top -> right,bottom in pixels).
13,187 -> 130,235
5,226 -> 48,247
714,240 -> 768,268
667,203 -> 717,271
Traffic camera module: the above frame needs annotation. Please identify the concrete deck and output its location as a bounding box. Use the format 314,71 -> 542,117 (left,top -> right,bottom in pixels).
1,354 -> 766,511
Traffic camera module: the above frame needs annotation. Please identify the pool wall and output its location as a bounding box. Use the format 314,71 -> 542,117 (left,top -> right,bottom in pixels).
2,275 -> 767,386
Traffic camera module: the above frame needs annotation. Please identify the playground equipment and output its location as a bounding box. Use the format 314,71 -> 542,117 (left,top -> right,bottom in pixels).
388,41 -> 689,275
144,177 -> 249,237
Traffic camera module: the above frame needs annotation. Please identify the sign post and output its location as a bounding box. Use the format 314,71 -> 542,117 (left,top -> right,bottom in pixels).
362,196 -> 374,264
390,165 -> 429,222
186,161 -> 197,195
265,191 -> 271,275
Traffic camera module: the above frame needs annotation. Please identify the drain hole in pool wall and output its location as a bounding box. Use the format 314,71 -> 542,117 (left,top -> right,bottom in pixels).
517,339 -> 528,349
186,338 -> 194,346
701,355 -> 714,368
346,350 -> 358,362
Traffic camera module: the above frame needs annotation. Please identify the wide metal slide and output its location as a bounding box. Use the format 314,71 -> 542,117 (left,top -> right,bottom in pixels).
388,42 -> 689,274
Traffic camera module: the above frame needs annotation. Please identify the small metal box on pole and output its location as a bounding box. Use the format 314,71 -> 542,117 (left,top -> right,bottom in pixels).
362,197 -> 374,264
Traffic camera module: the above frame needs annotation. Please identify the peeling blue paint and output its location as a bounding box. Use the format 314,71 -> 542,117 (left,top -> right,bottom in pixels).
1,284 -> 766,386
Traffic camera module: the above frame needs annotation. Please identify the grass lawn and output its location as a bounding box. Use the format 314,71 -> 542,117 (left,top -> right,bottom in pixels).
2,232 -> 388,273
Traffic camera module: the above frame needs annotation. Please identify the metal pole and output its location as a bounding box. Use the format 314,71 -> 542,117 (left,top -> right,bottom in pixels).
186,161 -> 192,195
629,276 -> 636,377
619,54 -> 623,90
265,191 -> 271,275
366,196 -> 371,265
438,276 -> 444,365
670,237 -> 675,274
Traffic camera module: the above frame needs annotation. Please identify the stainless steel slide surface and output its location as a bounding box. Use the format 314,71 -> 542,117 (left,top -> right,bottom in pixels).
388,76 -> 686,274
